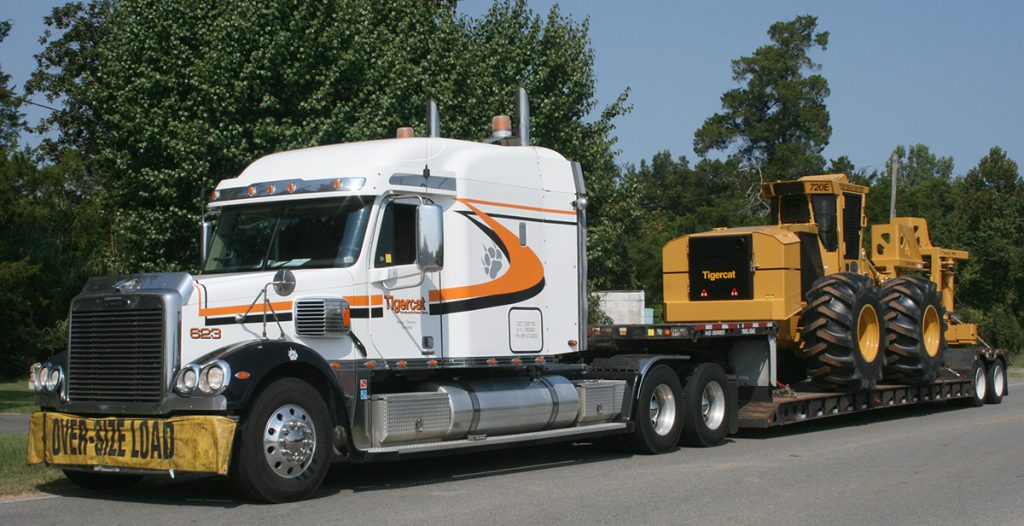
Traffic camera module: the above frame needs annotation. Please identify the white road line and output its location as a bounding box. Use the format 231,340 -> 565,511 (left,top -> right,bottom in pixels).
1009,381 -> 1024,387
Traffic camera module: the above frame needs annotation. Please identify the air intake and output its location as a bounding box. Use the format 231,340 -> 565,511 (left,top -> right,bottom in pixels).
294,298 -> 349,337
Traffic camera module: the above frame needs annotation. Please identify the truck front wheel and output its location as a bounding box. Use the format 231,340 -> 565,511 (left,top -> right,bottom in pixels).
231,377 -> 331,503
627,365 -> 683,454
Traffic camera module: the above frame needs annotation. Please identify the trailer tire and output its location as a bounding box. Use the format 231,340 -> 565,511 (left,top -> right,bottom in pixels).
231,377 -> 331,503
679,363 -> 731,447
985,360 -> 1006,405
627,365 -> 683,454
961,360 -> 986,407
63,470 -> 142,490
799,273 -> 885,392
881,277 -> 945,385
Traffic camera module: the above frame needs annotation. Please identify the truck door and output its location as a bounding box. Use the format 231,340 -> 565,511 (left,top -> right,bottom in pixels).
368,198 -> 442,359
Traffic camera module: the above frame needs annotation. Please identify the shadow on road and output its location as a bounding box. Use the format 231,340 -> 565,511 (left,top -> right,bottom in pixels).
31,440 -> 634,506
28,400 -> 984,505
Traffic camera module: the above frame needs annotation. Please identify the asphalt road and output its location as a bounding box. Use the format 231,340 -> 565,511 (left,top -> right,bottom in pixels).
4,384 -> 1023,526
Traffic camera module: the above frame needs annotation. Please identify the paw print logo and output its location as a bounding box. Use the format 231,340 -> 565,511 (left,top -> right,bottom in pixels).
481,245 -> 504,279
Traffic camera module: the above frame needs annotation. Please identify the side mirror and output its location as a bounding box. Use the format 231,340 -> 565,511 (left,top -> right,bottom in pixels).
416,203 -> 444,272
200,220 -> 215,267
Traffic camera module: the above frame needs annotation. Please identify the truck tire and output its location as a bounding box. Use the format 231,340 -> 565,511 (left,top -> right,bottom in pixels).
231,377 -> 331,503
627,365 -> 683,454
881,277 -> 945,384
985,360 -> 1006,405
679,363 -> 730,447
798,273 -> 885,392
961,360 -> 986,407
63,470 -> 142,490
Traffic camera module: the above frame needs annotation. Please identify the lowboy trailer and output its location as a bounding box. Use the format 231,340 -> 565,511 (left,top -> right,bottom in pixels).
26,90 -> 1009,502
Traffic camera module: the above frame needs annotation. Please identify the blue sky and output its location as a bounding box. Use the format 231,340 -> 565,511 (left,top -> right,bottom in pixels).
4,1 -> 1022,176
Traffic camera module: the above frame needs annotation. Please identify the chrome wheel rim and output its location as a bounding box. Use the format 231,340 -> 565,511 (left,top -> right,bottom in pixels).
263,404 -> 316,479
649,384 -> 677,436
975,366 -> 987,400
702,381 -> 726,430
993,365 -> 1005,397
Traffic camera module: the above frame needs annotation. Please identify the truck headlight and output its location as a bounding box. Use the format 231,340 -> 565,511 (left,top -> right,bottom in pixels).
38,365 -> 50,392
174,365 -> 200,395
197,361 -> 230,395
43,365 -> 63,392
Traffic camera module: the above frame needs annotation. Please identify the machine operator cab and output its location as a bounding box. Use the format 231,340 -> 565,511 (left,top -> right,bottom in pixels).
762,173 -> 870,275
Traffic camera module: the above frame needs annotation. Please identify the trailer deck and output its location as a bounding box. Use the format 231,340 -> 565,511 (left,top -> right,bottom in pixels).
738,376 -> 973,428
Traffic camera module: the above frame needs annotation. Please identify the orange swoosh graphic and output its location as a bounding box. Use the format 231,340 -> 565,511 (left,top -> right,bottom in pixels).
429,199 -> 545,302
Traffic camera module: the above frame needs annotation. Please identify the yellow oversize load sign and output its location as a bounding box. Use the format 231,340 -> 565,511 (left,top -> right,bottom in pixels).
27,412 -> 237,475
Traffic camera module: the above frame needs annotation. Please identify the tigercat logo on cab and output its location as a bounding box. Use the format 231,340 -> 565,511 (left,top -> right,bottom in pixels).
384,295 -> 427,314
702,270 -> 737,282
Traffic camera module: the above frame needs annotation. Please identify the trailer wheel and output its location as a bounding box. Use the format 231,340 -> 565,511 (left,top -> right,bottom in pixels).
231,377 -> 331,503
961,360 -> 986,407
679,363 -> 730,447
985,360 -> 1006,405
627,365 -> 683,454
880,277 -> 945,384
799,273 -> 886,392
62,470 -> 142,490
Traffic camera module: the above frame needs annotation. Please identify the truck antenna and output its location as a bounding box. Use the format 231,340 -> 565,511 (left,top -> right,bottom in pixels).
424,99 -> 440,179
889,151 -> 899,220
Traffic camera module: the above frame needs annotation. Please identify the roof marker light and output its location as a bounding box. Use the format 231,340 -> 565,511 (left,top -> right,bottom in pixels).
396,126 -> 415,138
266,184 -> 275,195
246,186 -> 255,197
491,115 -> 512,138
288,182 -> 296,193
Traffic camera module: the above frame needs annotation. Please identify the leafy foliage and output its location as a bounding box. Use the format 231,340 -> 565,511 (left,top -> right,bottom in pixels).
27,0 -> 628,274
694,15 -> 831,181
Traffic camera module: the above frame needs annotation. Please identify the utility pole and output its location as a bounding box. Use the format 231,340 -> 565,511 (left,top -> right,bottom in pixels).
889,152 -> 899,220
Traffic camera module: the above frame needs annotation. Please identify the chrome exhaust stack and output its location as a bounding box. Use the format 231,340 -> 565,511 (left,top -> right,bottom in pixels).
426,99 -> 441,138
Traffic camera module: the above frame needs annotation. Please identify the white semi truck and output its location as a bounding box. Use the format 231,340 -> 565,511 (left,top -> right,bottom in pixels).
27,90 -> 1008,502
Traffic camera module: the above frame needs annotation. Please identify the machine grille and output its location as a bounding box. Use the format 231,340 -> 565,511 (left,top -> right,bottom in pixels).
68,306 -> 165,403
294,298 -> 347,336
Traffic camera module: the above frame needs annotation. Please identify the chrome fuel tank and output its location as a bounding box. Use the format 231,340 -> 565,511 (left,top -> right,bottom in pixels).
421,375 -> 579,439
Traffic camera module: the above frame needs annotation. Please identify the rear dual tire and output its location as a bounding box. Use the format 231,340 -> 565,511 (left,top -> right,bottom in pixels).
985,361 -> 1006,405
627,364 -> 730,454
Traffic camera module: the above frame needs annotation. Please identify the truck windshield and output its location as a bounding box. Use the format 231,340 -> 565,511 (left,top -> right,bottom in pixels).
202,197 -> 372,274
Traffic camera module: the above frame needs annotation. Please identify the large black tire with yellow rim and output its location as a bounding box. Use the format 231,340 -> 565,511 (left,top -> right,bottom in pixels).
880,276 -> 946,385
798,273 -> 885,392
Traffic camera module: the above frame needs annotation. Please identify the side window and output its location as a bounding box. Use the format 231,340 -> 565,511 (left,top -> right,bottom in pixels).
374,202 -> 417,267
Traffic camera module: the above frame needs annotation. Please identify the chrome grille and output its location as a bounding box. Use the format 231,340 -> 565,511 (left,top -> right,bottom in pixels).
68,305 -> 165,403
295,298 -> 347,336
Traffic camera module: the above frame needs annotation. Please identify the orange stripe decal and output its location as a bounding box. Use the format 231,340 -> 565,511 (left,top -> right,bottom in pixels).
346,295 -> 383,307
459,198 -> 576,216
429,199 -> 545,302
200,301 -> 293,317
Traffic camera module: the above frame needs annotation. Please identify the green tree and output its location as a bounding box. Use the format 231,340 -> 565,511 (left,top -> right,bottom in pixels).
945,147 -> 1024,353
694,15 -> 831,181
27,0 -> 628,276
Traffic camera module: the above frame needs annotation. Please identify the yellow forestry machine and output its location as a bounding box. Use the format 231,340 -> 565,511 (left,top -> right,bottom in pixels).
663,173 -> 978,392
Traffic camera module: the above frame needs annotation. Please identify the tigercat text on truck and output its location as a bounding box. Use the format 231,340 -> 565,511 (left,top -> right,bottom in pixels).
27,90 -> 1009,502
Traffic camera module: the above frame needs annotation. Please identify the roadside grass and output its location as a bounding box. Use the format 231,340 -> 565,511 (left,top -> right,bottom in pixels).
0,432 -> 63,496
1009,366 -> 1024,380
0,378 -> 36,415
